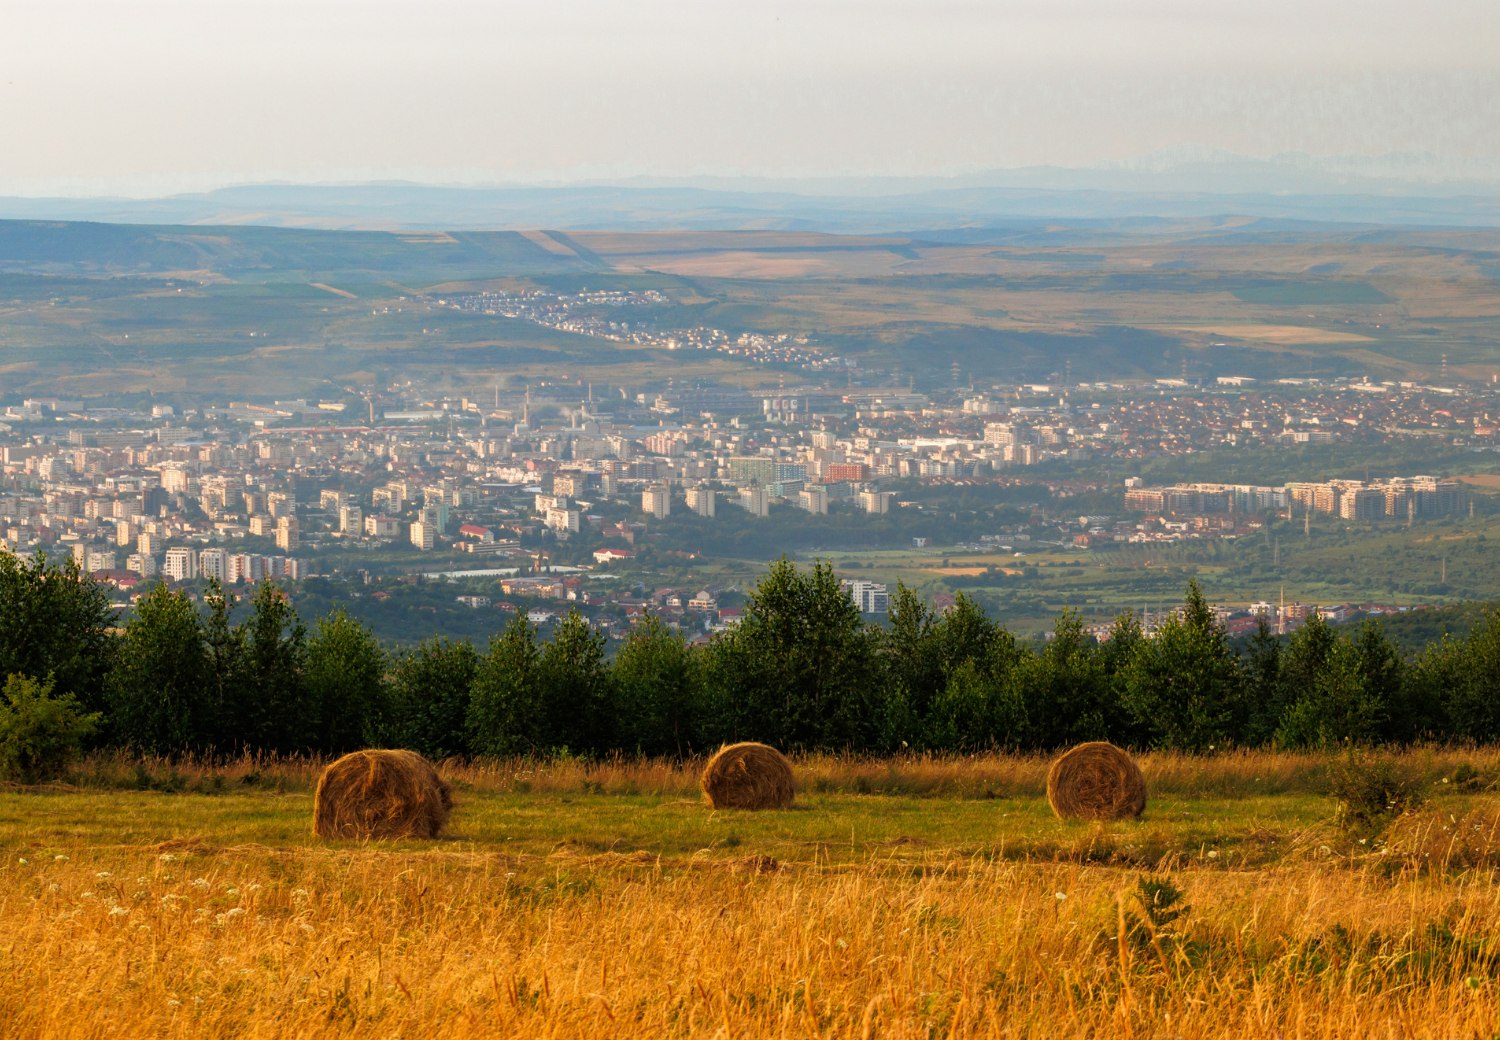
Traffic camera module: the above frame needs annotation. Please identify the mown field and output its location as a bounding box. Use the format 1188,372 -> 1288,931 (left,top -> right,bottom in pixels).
6,750 -> 1500,1038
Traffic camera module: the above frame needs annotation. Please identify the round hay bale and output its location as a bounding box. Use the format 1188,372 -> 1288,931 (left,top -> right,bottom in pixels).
700,742 -> 794,810
1045,741 -> 1146,821
313,749 -> 453,840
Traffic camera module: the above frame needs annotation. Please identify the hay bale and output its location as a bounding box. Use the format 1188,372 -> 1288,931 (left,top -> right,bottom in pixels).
700,742 -> 794,810
1046,741 -> 1146,820
313,749 -> 453,840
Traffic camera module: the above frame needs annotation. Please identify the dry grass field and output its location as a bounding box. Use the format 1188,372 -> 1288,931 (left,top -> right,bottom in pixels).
6,750 -> 1500,1038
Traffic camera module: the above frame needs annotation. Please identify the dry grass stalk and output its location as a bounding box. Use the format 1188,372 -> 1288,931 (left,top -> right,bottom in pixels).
1046,741 -> 1146,820
312,749 -> 453,840
700,742 -> 794,810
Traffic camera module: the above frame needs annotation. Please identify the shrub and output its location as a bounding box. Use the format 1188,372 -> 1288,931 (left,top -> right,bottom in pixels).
0,673 -> 101,783
1328,750 -> 1423,834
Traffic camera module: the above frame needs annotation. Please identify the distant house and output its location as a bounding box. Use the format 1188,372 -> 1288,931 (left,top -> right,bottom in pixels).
457,523 -> 494,543
593,547 -> 635,564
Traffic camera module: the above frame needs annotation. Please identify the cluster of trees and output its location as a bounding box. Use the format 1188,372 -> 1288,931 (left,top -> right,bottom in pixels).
7,549 -> 1500,766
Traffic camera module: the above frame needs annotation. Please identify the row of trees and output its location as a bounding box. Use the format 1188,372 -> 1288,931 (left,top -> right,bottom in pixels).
7,549 -> 1500,761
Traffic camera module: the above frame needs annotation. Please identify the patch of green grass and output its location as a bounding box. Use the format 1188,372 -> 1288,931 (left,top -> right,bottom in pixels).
0,785 -> 1340,871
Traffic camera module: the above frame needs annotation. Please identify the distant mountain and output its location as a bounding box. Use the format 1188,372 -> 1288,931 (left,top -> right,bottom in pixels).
1,159 -> 1497,233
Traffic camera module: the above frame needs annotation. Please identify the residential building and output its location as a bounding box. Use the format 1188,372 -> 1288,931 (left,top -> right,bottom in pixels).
641,484 -> 671,519
845,580 -> 890,614
163,547 -> 197,582
410,520 -> 435,550
685,484 -> 716,518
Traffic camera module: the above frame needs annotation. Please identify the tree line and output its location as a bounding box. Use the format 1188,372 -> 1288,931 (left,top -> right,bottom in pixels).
5,549 -> 1500,765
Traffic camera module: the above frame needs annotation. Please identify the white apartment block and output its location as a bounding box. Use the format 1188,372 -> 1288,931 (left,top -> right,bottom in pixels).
365,515 -> 401,539
739,484 -> 769,517
546,507 -> 581,533
641,485 -> 671,519
410,520 -> 435,550
163,547 -> 197,582
799,485 -> 829,515
85,549 -> 116,573
200,547 -> 229,583
845,580 -> 890,615
685,485 -> 716,518
275,515 -> 299,552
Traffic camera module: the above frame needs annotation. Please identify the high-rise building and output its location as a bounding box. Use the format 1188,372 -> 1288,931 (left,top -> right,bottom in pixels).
409,520 -> 435,550
799,485 -> 829,515
339,504 -> 363,534
738,485 -> 769,518
844,580 -> 890,615
274,516 -> 299,552
200,547 -> 229,583
641,485 -> 671,519
127,553 -> 157,578
85,548 -> 116,573
163,547 -> 197,582
685,485 -> 716,518
859,489 -> 895,515
546,507 -> 581,533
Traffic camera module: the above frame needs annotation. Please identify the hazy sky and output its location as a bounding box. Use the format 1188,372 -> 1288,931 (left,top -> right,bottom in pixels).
3,0 -> 1497,195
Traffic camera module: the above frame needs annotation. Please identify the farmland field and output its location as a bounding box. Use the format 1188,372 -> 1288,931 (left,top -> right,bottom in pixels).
4,216 -> 1500,396
5,750 -> 1500,1038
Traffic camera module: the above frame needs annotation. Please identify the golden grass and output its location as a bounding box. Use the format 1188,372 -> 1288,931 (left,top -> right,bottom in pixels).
9,750 -> 1500,1037
8,837 -> 1500,1037
1171,323 -> 1376,344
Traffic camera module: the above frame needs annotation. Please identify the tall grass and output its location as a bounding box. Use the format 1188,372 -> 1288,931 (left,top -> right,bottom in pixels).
55,745 -> 1500,799
6,842 -> 1500,1038
6,749 -> 1500,1036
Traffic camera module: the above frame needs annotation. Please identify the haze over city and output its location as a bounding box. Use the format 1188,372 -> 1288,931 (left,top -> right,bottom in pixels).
3,0 -> 1498,196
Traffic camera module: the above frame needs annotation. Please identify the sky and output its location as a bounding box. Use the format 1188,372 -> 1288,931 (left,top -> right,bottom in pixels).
2,0 -> 1498,196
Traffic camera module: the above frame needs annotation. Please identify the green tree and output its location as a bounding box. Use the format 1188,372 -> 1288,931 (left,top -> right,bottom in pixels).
1410,609 -> 1500,743
1120,581 -> 1247,751
707,557 -> 880,749
1099,610 -> 1148,746
467,616 -> 542,756
235,582 -> 309,753
385,637 -> 477,759
0,551 -> 114,716
925,657 -> 1027,751
611,613 -> 703,756
304,609 -> 387,753
1275,638 -> 1385,748
106,581 -> 209,755
201,581 -> 248,753
1350,621 -> 1411,742
0,673 -> 100,783
535,609 -> 613,753
1241,615 -> 1285,745
932,593 -> 1000,678
1016,611 -> 1110,747
880,583 -> 944,721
